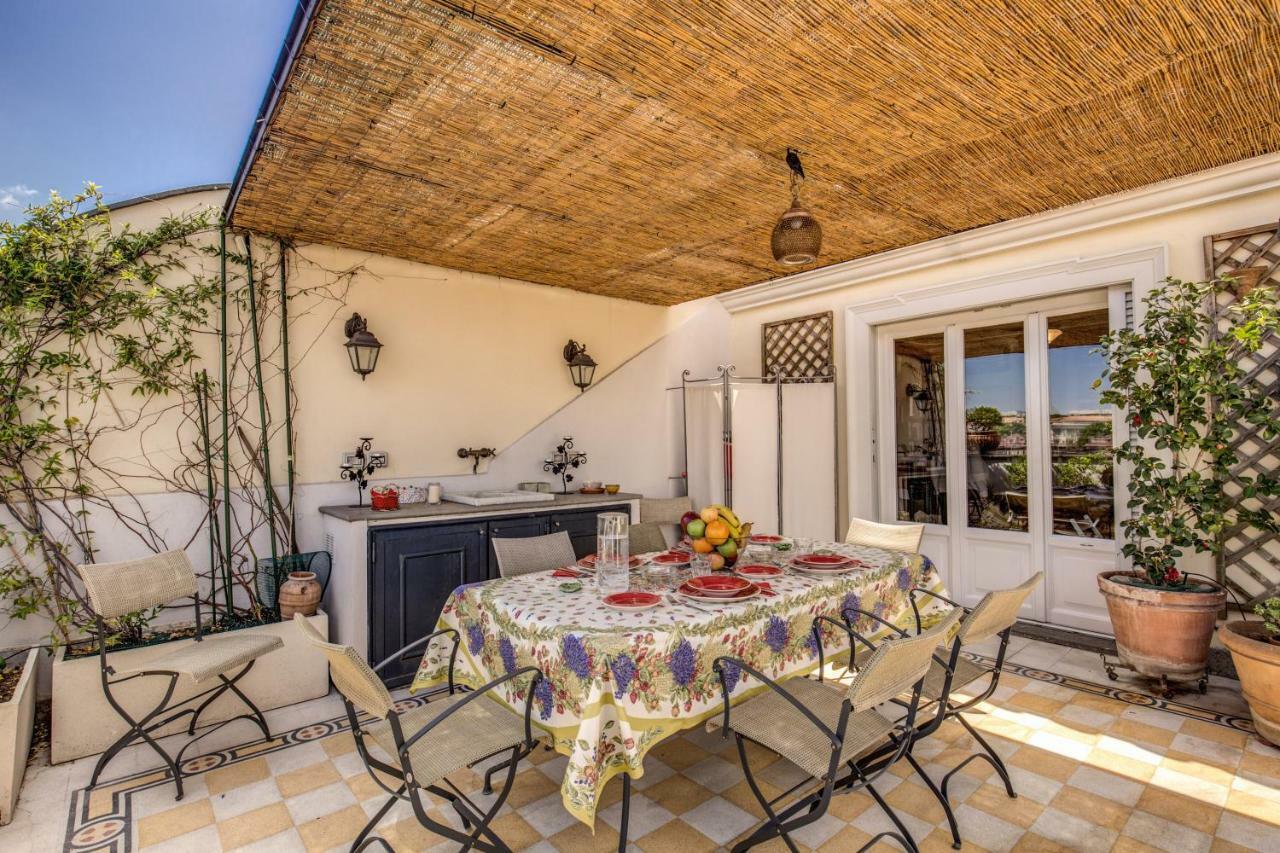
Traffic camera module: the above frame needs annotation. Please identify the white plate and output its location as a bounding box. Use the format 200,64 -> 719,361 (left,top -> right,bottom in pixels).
677,586 -> 761,604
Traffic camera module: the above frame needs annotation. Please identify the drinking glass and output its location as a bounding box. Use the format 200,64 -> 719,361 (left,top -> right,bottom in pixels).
596,512 -> 630,595
690,554 -> 712,576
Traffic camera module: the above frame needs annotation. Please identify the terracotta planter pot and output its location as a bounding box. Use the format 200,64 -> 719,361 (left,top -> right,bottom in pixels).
966,431 -> 1000,453
1219,621 -> 1280,746
279,571 -> 322,617
1097,571 -> 1225,681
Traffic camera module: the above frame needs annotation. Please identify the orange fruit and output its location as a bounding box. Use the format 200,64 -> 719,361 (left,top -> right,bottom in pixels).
700,507 -> 719,524
705,520 -> 730,546
692,537 -> 714,554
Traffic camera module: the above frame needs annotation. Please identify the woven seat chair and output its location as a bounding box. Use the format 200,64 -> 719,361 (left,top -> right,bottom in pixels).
639,496 -> 691,545
713,608 -> 962,853
293,614 -> 543,852
902,571 -> 1045,849
845,517 -> 926,553
491,530 -> 576,578
78,550 -> 284,800
628,522 -> 668,555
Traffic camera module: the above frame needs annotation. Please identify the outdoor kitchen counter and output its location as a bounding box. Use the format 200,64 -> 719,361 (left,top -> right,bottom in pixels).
318,491 -> 642,523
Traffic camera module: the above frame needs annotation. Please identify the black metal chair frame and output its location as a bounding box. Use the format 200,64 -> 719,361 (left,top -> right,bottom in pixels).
712,608 -> 953,853
343,628 -> 545,853
88,594 -> 273,801
902,586 -> 1020,849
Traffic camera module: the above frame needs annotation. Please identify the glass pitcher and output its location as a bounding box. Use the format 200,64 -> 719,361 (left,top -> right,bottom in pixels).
596,511 -> 630,595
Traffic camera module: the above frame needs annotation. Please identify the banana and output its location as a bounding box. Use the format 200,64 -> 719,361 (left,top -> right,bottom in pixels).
712,504 -> 741,531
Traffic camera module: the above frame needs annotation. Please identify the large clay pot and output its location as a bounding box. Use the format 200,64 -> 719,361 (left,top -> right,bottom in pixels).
1219,621 -> 1280,746
1097,571 -> 1225,682
279,571 -> 322,618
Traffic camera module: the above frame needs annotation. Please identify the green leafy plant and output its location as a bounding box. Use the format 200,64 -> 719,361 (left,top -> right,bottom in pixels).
1098,276 -> 1280,588
1257,597 -> 1280,638
0,186 -> 216,644
966,405 -> 1003,432
1054,452 -> 1110,488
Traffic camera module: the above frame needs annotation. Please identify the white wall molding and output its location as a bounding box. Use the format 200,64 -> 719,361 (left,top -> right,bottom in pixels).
842,244 -> 1166,523
720,152 -> 1280,313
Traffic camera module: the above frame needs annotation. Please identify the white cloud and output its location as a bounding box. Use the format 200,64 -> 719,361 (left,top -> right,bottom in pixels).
0,184 -> 39,208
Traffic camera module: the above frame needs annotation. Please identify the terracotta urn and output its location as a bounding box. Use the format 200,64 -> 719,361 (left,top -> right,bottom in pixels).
1097,570 -> 1226,681
1219,621 -> 1280,746
279,571 -> 322,618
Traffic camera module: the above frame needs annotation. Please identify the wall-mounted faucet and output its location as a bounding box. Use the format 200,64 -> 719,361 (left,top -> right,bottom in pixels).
457,447 -> 497,474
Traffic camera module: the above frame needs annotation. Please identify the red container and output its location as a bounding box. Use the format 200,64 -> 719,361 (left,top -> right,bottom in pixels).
370,487 -> 400,511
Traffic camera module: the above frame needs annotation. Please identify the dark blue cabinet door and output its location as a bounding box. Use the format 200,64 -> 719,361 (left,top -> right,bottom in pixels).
369,522 -> 486,686
487,514 -> 550,578
550,504 -> 630,559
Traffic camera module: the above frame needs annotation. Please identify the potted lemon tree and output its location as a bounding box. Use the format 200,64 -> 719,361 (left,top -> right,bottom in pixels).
1097,276 -> 1280,690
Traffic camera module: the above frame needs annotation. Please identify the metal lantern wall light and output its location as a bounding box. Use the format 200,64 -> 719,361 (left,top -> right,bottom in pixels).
563,340 -> 597,392
771,148 -> 823,265
344,313 -> 383,379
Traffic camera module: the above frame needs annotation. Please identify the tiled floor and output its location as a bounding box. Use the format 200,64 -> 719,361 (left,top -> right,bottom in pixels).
4,637 -> 1277,852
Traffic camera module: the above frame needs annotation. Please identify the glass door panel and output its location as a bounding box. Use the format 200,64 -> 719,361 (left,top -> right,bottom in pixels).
893,334 -> 946,524
1046,309 -> 1114,538
963,322 -> 1028,531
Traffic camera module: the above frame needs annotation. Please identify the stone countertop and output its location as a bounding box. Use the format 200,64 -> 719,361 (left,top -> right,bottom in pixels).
318,491 -> 643,523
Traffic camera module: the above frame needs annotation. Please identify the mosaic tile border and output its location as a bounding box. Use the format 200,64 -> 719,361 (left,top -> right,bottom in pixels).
60,656 -> 1255,851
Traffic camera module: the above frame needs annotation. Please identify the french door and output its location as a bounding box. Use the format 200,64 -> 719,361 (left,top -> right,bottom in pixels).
875,288 -> 1128,633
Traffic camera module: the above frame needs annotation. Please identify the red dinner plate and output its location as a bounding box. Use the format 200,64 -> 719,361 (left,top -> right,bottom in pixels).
793,553 -> 853,568
684,574 -> 752,597
735,563 -> 783,578
577,554 -> 644,570
678,581 -> 760,602
602,591 -> 661,611
651,551 -> 692,566
749,534 -> 785,544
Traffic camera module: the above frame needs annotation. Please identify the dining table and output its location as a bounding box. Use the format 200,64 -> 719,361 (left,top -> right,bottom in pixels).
410,538 -> 950,840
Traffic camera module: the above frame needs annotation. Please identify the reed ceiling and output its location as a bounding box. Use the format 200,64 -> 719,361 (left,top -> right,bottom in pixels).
230,0 -> 1280,305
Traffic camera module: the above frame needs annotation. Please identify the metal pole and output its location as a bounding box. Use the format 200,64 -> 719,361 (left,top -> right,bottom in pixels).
219,222 -> 233,614
196,371 -> 219,624
680,370 -> 691,500
776,374 -> 784,535
721,365 -> 733,507
243,236 -> 280,567
831,366 -> 840,540
278,240 -> 298,553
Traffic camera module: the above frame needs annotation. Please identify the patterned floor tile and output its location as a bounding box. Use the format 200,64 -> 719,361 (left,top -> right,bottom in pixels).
22,639 -> 1275,853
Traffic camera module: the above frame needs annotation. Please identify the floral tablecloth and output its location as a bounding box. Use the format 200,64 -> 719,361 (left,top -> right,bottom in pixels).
411,542 -> 948,828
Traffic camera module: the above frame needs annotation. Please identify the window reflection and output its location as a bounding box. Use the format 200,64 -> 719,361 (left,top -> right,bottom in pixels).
1048,310 -> 1114,538
964,323 -> 1028,531
894,334 -> 945,524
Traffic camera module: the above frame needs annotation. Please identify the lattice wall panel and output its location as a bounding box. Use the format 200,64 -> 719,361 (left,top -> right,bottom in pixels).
1205,224 -> 1280,605
761,311 -> 834,382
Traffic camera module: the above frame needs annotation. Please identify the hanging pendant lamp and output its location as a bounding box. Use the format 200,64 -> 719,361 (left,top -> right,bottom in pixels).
771,148 -> 822,265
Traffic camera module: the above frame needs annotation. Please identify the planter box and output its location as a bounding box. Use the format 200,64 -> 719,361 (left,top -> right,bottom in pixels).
52,612 -> 329,764
0,649 -> 37,826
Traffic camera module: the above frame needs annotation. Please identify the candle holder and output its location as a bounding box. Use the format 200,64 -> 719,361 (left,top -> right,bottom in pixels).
543,437 -> 587,495
340,437 -> 378,506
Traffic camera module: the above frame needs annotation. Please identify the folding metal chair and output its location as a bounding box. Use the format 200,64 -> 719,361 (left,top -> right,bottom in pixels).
293,614 -> 544,852
78,550 -> 284,800
905,571 -> 1045,848
713,608 -> 963,853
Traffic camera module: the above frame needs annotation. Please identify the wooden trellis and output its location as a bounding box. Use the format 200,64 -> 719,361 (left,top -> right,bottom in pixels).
1204,222 -> 1280,605
761,311 -> 834,382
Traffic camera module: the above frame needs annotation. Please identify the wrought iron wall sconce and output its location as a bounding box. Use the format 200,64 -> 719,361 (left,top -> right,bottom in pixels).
458,447 -> 496,474
563,340 -> 597,392
340,437 -> 384,506
344,313 -> 383,380
905,383 -> 934,413
544,437 -> 587,494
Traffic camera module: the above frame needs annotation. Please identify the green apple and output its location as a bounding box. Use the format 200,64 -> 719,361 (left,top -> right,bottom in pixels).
716,539 -> 738,558
686,519 -> 706,538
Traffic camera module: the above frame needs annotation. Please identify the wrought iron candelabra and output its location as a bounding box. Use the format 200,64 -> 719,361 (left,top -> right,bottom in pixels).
543,437 -> 587,494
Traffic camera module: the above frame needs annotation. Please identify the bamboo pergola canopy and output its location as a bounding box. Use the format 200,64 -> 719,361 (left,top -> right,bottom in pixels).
231,0 -> 1280,305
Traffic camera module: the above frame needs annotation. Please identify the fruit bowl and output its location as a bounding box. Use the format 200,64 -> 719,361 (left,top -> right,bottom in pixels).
681,504 -> 751,570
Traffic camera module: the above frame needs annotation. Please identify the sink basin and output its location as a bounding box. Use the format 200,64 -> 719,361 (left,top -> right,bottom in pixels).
442,489 -> 556,507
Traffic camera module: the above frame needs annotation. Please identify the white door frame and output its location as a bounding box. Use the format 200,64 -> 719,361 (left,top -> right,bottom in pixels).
844,245 -> 1165,525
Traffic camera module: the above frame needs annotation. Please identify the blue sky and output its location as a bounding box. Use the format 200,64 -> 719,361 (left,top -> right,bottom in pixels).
966,346 -> 1106,414
0,1 -> 296,223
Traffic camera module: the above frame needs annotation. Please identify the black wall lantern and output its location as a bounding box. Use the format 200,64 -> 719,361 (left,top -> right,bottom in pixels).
344,313 -> 383,380
905,383 -> 934,413
563,340 -> 597,392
